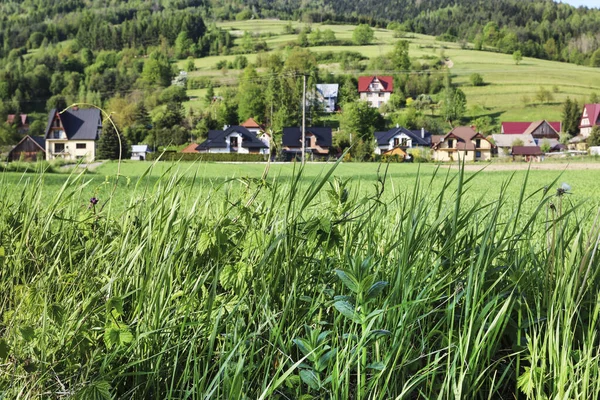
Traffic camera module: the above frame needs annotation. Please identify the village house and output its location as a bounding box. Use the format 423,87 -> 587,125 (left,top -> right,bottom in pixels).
44,107 -> 102,162
240,118 -> 271,145
6,114 -> 30,134
282,127 -> 332,160
315,84 -> 339,113
579,104 -> 600,138
431,126 -> 493,162
374,126 -> 431,156
511,146 -> 544,162
194,125 -> 269,154
490,133 -> 536,157
7,135 -> 46,161
131,145 -> 151,160
358,76 -> 393,108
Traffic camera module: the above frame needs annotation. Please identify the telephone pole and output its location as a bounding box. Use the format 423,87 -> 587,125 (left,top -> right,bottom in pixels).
301,74 -> 306,165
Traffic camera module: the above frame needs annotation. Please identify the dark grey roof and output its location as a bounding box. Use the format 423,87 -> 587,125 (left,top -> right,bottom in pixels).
282,127 -> 332,147
45,108 -> 102,140
374,127 -> 431,146
197,126 -> 268,149
31,136 -> 46,149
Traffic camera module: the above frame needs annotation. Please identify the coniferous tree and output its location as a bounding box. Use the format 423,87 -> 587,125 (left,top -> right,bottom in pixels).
97,118 -> 130,160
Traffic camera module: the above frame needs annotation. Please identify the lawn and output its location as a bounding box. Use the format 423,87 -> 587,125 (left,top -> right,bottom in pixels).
2,160 -> 600,398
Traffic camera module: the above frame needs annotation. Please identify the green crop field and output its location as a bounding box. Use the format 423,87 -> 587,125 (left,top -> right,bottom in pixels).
2,161 -> 600,398
177,19 -> 600,123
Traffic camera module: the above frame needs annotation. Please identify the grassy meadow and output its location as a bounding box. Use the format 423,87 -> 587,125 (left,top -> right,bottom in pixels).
178,19 -> 600,122
1,161 -> 600,398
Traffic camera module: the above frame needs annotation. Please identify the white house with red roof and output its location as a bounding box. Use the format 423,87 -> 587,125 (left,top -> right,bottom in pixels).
579,104 -> 600,138
358,76 -> 393,108
241,118 -> 270,146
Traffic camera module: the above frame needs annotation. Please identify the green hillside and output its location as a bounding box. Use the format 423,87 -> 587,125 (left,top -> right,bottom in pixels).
178,20 -> 600,123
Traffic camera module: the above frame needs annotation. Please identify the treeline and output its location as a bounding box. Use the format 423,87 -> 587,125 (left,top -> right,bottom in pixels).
211,0 -> 600,67
0,0 -> 213,56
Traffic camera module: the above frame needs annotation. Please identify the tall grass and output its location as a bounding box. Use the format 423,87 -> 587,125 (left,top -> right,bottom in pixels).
0,162 -> 599,399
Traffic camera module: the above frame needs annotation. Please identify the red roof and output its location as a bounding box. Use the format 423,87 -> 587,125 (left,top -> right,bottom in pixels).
241,118 -> 262,129
181,143 -> 200,153
512,146 -> 543,156
502,121 -> 561,134
7,114 -> 28,125
358,76 -> 393,93
580,104 -> 600,128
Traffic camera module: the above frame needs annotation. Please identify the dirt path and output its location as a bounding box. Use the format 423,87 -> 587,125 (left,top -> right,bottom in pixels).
444,163 -> 600,172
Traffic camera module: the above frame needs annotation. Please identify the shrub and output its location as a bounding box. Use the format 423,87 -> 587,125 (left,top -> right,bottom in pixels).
147,151 -> 268,162
470,73 -> 485,86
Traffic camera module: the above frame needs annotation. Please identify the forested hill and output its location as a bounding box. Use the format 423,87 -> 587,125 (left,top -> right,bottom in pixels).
212,0 -> 600,65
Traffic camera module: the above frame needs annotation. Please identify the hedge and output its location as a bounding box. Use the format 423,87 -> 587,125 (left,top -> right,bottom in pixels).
147,151 -> 268,162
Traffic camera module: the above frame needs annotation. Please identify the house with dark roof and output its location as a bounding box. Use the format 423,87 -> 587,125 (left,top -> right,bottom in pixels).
374,126 -> 431,156
44,107 -> 102,161
432,126 -> 493,162
282,127 -> 332,159
501,121 -> 561,142
358,76 -> 393,108
315,84 -> 339,113
6,114 -> 30,134
8,135 -> 46,161
195,125 -> 269,154
579,104 -> 600,138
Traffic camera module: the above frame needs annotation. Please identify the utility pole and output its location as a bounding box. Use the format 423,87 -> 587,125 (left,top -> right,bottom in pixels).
301,74 -> 306,165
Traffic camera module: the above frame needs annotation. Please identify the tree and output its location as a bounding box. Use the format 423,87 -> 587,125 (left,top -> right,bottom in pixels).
237,66 -> 265,122
588,125 -> 600,146
591,49 -> 600,68
205,84 -> 215,106
540,139 -> 552,153
511,138 -> 524,147
536,86 -> 554,103
340,100 -> 384,141
142,51 -> 173,87
97,118 -> 130,160
352,24 -> 374,45
562,97 -> 580,136
513,50 -> 523,65
390,40 -> 411,71
440,87 -> 466,124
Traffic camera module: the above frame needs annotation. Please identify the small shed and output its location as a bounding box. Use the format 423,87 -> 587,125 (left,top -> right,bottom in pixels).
131,145 -> 151,160
8,135 -> 46,161
512,145 -> 544,162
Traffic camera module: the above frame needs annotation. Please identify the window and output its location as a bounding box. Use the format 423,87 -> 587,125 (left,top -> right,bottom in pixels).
54,118 -> 60,127
475,139 -> 481,148
476,151 -> 481,158
379,93 -> 384,97
54,143 -> 65,153
76,143 -> 86,149
401,138 -> 408,147
447,139 -> 454,148
52,131 -> 61,139
305,138 -> 311,148
230,137 -> 238,148
393,138 -> 400,147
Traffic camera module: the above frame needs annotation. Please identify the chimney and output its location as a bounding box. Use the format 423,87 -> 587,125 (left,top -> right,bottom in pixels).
421,127 -> 425,139
396,123 -> 399,129
223,124 -> 229,130
72,106 -> 78,111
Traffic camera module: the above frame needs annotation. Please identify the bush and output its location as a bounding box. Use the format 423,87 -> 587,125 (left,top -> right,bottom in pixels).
470,73 -> 485,86
147,151 -> 268,162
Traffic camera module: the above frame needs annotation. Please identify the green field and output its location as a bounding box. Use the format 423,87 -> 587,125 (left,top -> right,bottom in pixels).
178,20 -> 600,122
2,162 -> 600,398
